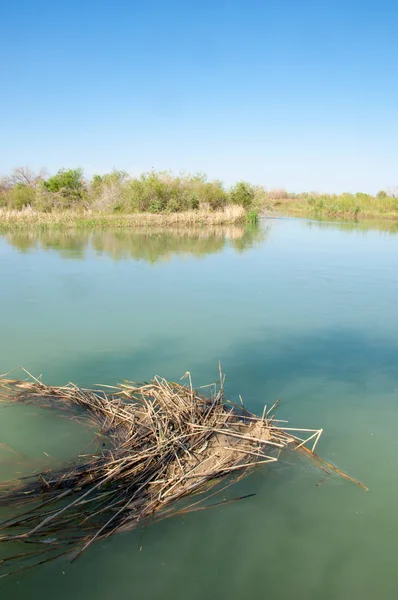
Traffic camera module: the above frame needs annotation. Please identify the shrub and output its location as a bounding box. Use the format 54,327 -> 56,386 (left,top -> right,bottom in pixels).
125,173 -> 229,213
4,184 -> 36,210
193,180 -> 228,210
126,173 -> 165,212
89,170 -> 129,211
0,167 -> 44,210
41,168 -> 86,210
33,189 -> 58,212
91,170 -> 129,189
43,168 -> 85,202
230,181 -> 255,208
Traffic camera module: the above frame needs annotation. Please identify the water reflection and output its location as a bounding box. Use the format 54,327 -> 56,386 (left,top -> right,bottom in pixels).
4,224 -> 267,263
1,216 -> 398,598
304,218 -> 398,235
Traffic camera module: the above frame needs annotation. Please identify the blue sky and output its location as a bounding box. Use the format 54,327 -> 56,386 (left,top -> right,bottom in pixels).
1,0 -> 397,193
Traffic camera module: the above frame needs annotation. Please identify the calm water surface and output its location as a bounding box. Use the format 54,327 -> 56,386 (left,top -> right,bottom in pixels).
1,218 -> 398,599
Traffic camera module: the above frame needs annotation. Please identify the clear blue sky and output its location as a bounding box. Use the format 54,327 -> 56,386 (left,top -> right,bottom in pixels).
1,0 -> 397,193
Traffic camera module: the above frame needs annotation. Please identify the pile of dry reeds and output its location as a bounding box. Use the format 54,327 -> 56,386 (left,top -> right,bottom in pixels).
0,369 -> 366,577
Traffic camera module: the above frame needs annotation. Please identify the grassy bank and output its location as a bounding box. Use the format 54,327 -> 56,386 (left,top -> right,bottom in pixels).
0,206 -> 249,232
265,192 -> 398,221
1,166 -> 397,227
0,167 -> 261,230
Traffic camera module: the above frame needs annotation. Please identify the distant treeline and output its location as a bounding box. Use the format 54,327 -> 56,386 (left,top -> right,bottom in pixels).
1,166 -> 397,221
271,190 -> 398,220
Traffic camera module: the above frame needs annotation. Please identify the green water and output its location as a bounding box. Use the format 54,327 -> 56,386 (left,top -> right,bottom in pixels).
1,218 -> 398,599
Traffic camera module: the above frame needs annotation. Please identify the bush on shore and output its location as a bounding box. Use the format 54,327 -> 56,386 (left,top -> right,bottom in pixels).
0,167 -> 258,215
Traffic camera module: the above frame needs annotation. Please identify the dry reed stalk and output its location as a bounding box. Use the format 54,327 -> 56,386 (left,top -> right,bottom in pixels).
0,206 -> 246,230
0,369 -> 367,578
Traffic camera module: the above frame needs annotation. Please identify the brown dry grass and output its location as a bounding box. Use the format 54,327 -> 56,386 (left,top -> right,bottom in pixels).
0,206 -> 246,231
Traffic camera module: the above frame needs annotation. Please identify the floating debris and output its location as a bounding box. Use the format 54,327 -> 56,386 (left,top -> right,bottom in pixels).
0,369 -> 366,577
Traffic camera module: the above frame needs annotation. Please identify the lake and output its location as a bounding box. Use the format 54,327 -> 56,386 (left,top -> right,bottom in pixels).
1,218 -> 398,599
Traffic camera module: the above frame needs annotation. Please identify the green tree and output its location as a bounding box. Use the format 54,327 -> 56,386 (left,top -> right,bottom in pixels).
43,168 -> 85,197
230,181 -> 255,208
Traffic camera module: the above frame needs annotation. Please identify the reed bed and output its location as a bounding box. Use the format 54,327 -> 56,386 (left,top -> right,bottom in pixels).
0,370 -> 366,577
266,194 -> 398,221
0,206 -> 246,231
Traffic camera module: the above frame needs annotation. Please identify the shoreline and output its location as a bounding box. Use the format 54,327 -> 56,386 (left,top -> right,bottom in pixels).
265,197 -> 398,222
0,207 -> 249,231
2,205 -> 398,234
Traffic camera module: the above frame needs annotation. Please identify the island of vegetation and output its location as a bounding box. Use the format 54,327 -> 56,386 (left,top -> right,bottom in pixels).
0,166 -> 397,231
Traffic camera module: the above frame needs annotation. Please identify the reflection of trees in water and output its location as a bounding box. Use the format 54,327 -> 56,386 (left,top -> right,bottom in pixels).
305,219 -> 398,235
5,231 -> 87,259
4,224 -> 267,263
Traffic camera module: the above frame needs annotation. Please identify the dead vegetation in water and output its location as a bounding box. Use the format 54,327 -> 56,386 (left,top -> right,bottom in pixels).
0,369 -> 366,578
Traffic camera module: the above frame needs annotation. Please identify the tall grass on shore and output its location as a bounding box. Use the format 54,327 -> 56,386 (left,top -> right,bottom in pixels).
266,191 -> 398,221
0,205 -> 248,232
